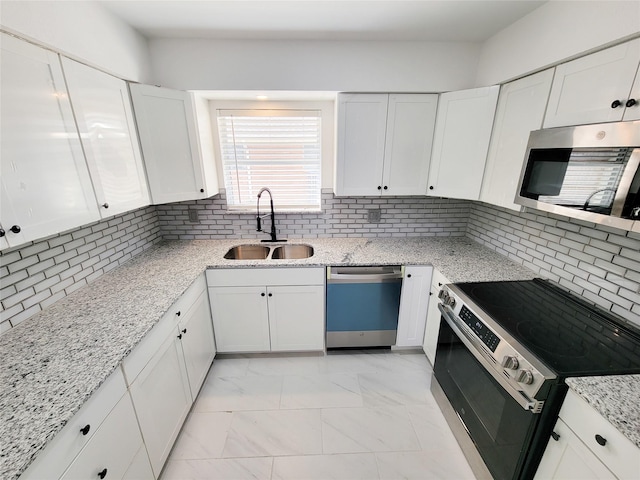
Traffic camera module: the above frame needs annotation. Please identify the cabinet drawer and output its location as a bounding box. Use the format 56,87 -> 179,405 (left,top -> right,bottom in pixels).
21,369 -> 127,480
122,274 -> 206,385
60,392 -> 144,480
560,389 -> 640,480
206,267 -> 325,287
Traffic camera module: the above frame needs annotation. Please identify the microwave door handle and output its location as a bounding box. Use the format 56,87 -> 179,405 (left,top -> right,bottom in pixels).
438,304 -> 543,413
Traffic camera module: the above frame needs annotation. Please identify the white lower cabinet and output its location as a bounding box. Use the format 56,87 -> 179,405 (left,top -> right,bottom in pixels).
123,446 -> 155,480
396,266 -> 433,347
207,268 -> 325,353
60,393 -> 146,480
128,330 -> 192,478
422,268 -> 450,366
535,389 -> 640,480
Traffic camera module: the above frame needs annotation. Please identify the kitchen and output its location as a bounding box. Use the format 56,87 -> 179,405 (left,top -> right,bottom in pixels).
1,1 -> 640,479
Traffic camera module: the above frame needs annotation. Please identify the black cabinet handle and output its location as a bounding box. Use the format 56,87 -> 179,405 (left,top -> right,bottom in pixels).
102,203 -> 109,209
611,99 -> 622,108
407,274 -> 412,278
181,328 -> 187,334
80,424 -> 91,435
177,334 -> 183,339
438,282 -> 442,287
200,188 -> 204,193
377,186 -> 382,190
626,98 -> 637,108
0,228 -> 5,237
261,292 -> 266,297
176,311 -> 181,317
429,186 -> 434,190
595,434 -> 607,446
98,468 -> 108,479
383,186 -> 388,190
551,431 -> 560,441
10,225 -> 21,234
268,293 -> 273,297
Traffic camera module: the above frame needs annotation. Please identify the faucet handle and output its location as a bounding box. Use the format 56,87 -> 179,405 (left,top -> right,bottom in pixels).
256,216 -> 262,232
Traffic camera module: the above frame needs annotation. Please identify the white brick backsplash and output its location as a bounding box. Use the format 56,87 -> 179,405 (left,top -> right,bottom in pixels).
0,206 -> 160,333
468,202 -> 640,328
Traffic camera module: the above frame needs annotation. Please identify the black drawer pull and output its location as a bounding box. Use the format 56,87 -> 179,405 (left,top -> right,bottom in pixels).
595,434 -> 607,446
551,431 -> 560,441
80,424 -> 91,435
98,468 -> 108,479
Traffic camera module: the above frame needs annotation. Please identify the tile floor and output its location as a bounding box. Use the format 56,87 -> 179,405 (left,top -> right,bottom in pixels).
160,350 -> 476,480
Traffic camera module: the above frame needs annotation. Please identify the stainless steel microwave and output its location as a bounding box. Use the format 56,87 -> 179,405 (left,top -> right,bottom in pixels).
515,121 -> 640,231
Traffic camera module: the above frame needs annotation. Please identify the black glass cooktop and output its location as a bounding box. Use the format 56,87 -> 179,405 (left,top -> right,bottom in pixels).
455,279 -> 640,377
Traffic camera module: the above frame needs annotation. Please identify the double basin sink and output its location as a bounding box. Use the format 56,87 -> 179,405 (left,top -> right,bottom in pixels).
224,244 -> 314,260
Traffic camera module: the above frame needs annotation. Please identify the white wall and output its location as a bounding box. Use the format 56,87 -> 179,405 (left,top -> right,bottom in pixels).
476,1 -> 640,86
0,0 -> 151,82
148,38 -> 481,92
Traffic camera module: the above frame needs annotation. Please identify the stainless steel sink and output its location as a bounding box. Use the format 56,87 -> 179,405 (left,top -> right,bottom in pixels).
223,245 -> 270,260
271,244 -> 314,259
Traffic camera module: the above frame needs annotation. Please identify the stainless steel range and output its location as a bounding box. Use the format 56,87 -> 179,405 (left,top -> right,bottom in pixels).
432,278 -> 640,480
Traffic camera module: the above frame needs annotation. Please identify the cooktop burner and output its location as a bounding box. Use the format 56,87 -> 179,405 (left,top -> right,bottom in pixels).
455,279 -> 640,377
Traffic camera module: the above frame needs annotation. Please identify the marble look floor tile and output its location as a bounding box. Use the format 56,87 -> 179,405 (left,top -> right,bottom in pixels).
168,412 -> 233,460
223,409 -> 323,457
358,370 -> 431,407
320,351 -> 430,375
407,403 -> 461,451
272,453 -> 380,480
160,457 -> 273,480
280,373 -> 363,409
208,357 -> 250,377
193,375 -> 283,412
246,354 -> 321,376
322,406 -> 421,454
376,450 -> 476,480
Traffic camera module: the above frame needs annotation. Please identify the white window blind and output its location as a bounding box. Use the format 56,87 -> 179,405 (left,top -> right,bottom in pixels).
217,109 -> 321,211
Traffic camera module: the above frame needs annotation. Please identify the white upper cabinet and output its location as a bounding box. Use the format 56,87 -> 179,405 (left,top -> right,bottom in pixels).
624,62 -> 640,121
129,84 -> 218,205
544,38 -> 640,128
62,58 -> 150,218
1,33 -> 99,249
428,86 -> 499,200
481,69 -> 554,211
335,93 -> 438,196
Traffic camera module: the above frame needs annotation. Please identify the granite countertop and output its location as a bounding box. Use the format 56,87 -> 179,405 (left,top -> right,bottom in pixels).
0,236 -> 536,479
565,375 -> 640,449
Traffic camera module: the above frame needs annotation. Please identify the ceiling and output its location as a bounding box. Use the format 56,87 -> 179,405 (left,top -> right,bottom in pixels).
99,0 -> 547,42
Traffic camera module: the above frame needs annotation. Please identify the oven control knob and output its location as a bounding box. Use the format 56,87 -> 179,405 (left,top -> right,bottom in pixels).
516,369 -> 534,385
444,296 -> 456,308
438,290 -> 448,302
501,355 -> 519,370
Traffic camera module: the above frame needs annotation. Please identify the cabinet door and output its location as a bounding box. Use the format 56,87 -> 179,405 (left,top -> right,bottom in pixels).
129,83 -> 208,205
534,419 -> 616,480
481,70 -> 554,211
544,38 -> 640,128
382,94 -> 438,196
208,286 -> 271,353
62,57 -> 150,218
0,33 -> 99,248
335,93 -> 388,196
267,285 -> 325,351
623,62 -> 640,121
423,269 -> 450,366
122,445 -> 154,480
129,331 -> 192,477
60,393 -> 144,480
428,86 -> 499,200
178,291 -> 216,399
396,265 -> 433,347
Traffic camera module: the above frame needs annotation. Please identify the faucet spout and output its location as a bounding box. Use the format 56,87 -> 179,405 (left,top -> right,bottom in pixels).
256,188 -> 285,242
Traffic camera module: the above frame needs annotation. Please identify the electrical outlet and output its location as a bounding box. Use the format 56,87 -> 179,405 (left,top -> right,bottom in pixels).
367,209 -> 381,223
188,209 -> 200,223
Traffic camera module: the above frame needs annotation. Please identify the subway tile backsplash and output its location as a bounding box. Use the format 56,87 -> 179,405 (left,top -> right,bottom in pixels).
0,207 -> 160,333
2,192 -> 639,334
467,202 -> 640,327
156,189 -> 470,239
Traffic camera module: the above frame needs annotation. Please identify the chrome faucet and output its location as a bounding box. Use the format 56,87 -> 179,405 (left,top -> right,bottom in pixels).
256,187 -> 285,242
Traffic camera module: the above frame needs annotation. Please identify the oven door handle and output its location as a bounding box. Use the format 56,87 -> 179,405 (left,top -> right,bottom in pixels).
438,303 -> 543,413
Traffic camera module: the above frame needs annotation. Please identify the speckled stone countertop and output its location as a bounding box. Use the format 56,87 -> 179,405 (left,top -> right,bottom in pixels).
566,375 -> 640,449
0,236 -> 536,480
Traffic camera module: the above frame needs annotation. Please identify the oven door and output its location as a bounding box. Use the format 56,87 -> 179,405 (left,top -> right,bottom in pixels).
434,308 -> 539,480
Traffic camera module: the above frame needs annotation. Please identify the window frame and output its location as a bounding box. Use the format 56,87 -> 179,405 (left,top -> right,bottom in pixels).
209,99 -> 335,213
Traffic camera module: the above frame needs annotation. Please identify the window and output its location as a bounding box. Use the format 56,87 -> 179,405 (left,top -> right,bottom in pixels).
216,109 -> 322,211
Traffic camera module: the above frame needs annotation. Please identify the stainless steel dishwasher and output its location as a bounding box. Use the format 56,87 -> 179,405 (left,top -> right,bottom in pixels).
326,265 -> 403,348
